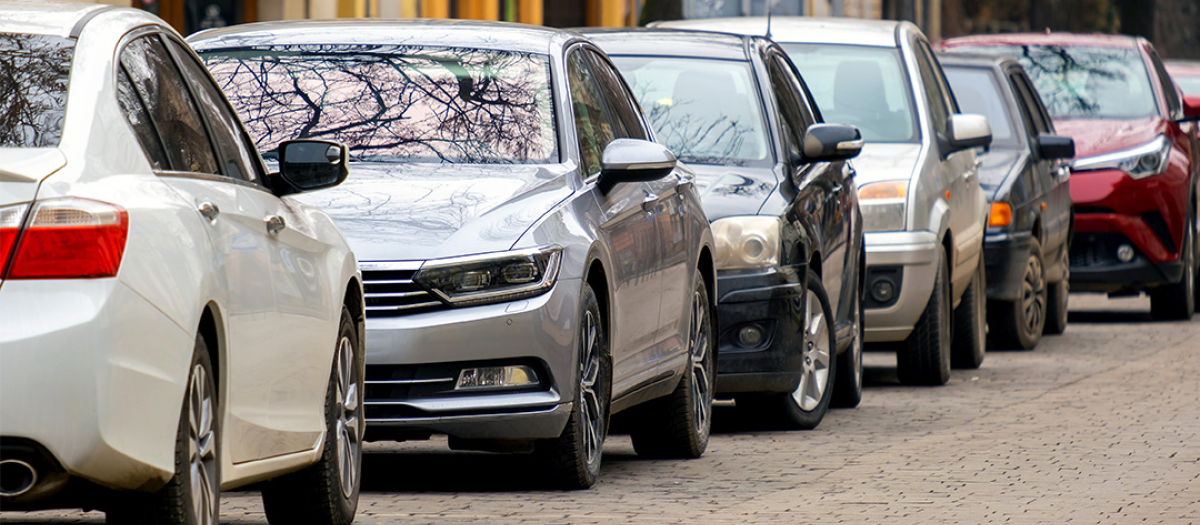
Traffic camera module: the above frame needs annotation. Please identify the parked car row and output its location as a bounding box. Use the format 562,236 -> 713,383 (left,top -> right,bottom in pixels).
3,3 -> 1198,524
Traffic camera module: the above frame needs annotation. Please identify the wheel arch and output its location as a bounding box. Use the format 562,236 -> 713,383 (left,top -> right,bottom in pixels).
197,302 -> 224,394
584,256 -> 611,345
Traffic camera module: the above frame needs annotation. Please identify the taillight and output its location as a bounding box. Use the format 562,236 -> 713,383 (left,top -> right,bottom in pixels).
2,198 -> 129,279
0,203 -> 29,274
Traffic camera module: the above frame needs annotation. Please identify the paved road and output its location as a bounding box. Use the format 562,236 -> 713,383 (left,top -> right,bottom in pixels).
6,293 -> 1199,524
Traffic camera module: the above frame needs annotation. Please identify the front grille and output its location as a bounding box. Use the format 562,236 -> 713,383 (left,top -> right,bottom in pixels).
361,263 -> 444,318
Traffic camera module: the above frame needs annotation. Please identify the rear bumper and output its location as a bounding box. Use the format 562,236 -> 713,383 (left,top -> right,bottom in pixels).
0,279 -> 191,507
711,267 -> 805,395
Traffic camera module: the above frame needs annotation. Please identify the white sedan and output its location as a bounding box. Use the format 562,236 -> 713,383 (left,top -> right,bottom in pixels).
0,3 -> 364,524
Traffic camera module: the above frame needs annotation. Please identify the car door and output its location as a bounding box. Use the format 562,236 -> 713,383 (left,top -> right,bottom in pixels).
566,47 -> 663,394
165,37 -> 332,456
1009,69 -> 1071,267
118,32 -> 288,464
914,39 -> 984,293
585,48 -> 689,368
766,51 -> 848,317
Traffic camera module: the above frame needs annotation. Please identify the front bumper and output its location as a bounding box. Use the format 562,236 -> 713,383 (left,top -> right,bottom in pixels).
1068,167 -> 1189,293
862,231 -> 940,343
711,267 -> 806,395
983,230 -> 1035,302
0,279 -> 192,506
362,279 -> 580,441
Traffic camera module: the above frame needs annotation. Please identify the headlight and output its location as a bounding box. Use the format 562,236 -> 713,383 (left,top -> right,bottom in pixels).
414,246 -> 562,307
858,180 -> 908,232
1072,135 -> 1171,180
712,216 -> 781,270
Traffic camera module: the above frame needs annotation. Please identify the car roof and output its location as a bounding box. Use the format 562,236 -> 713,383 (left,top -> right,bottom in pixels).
940,32 -> 1141,50
0,0 -> 112,37
580,28 -> 752,60
651,16 -> 903,47
188,18 -> 575,55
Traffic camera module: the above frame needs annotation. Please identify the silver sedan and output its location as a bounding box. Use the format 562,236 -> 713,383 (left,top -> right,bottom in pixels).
191,20 -> 716,489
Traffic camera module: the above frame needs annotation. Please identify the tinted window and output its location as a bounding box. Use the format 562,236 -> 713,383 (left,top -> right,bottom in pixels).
961,45 -> 1158,120
586,50 -> 648,141
611,56 -> 771,166
943,66 -> 1018,147
0,33 -> 74,148
781,43 -> 918,143
200,45 -> 556,164
165,39 -> 260,182
767,56 -> 807,158
567,50 -> 616,178
116,67 -> 170,170
121,35 -> 219,174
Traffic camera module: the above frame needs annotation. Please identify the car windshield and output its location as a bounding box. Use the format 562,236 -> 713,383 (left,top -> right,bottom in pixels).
199,44 -> 557,164
609,56 -> 771,166
779,43 -> 918,143
943,66 -> 1019,148
0,33 -> 74,148
960,45 -> 1158,120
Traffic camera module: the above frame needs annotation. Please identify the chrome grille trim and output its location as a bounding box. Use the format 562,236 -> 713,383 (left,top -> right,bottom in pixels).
360,260 -> 444,317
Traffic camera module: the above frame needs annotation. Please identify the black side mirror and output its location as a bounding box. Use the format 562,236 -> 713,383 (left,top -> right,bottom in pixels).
271,139 -> 350,197
1037,134 -> 1076,160
597,138 -> 677,194
801,123 -> 864,162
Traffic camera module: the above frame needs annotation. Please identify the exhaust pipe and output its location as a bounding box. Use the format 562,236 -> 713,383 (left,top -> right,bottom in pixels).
0,459 -> 37,497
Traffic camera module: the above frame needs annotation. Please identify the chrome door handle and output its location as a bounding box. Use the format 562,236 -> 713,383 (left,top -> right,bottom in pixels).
676,178 -> 694,192
265,215 -> 286,235
197,202 -> 219,222
642,193 -> 659,212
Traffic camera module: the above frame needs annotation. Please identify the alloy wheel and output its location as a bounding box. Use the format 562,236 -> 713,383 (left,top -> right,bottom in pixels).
1022,254 -> 1046,335
793,289 -> 832,412
579,310 -> 604,469
187,363 -> 218,525
334,335 -> 362,500
688,290 -> 713,443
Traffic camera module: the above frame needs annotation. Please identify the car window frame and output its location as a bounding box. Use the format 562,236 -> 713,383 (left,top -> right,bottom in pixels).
1145,46 -> 1183,120
564,44 -> 619,182
764,50 -> 812,164
912,38 -> 957,138
583,47 -> 651,142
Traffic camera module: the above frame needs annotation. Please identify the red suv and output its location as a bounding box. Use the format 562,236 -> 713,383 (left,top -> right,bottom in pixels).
940,33 -> 1200,319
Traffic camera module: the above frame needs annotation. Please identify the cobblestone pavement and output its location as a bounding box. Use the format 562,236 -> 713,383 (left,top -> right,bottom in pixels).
5,293 -> 1199,524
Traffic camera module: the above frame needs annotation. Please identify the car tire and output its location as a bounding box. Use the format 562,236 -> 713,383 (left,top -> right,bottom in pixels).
899,249 -> 952,385
628,272 -> 715,459
107,336 -> 220,525
1150,218 -> 1195,321
989,237 -> 1046,350
951,258 -> 986,369
1044,244 -> 1070,336
262,306 -> 363,525
536,283 -> 611,490
743,270 -> 837,429
831,272 -> 864,409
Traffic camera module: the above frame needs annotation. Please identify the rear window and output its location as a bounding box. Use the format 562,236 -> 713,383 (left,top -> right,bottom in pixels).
1,33 -> 74,148
198,44 -> 557,164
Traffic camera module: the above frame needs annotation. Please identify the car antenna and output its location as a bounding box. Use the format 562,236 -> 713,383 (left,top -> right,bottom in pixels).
765,0 -> 773,38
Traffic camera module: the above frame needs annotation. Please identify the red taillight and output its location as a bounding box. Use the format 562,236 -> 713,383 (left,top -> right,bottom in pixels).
2,198 -> 128,279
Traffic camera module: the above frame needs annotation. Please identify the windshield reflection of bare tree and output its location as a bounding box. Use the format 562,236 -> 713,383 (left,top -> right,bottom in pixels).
635,86 -> 754,165
206,47 -> 554,164
0,34 -> 72,147
1017,45 -> 1124,116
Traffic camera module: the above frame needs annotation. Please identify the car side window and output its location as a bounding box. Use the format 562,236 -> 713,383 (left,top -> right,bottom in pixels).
773,54 -> 819,127
1146,48 -> 1182,118
567,49 -> 617,179
767,55 -> 807,160
164,38 -> 263,184
119,35 -> 219,175
913,40 -> 951,136
585,49 -> 648,141
116,67 -> 171,170
1009,72 -> 1051,137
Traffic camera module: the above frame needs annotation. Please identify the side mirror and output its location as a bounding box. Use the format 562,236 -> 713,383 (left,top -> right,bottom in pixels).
1037,134 -> 1076,160
801,123 -> 864,162
598,138 -> 677,194
1183,94 -> 1200,121
272,139 -> 350,197
944,114 -> 992,155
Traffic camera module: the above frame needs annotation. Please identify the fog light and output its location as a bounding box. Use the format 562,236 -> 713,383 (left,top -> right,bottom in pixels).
737,326 -> 764,347
870,278 -> 896,303
1117,244 -> 1135,263
455,365 -> 539,390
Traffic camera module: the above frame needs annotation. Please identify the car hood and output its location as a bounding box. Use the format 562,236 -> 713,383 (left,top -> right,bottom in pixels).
1052,117 -> 1165,159
848,143 -> 923,185
976,149 -> 1025,201
0,148 -> 67,207
686,163 -> 778,220
292,162 -> 573,262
